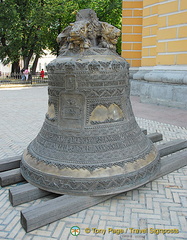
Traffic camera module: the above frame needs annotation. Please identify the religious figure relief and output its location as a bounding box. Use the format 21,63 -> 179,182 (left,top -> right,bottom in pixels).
57,9 -> 121,51
65,75 -> 76,90
63,99 -> 81,120
59,93 -> 85,129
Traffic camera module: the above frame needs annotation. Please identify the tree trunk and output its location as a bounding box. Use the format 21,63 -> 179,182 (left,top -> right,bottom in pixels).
56,18 -> 62,56
31,54 -> 39,75
11,61 -> 20,78
23,49 -> 34,69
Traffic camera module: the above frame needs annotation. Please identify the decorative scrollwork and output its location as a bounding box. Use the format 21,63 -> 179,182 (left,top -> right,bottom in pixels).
56,9 -> 120,52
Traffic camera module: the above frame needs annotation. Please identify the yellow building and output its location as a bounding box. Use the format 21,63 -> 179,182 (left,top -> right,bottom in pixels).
122,0 -> 187,109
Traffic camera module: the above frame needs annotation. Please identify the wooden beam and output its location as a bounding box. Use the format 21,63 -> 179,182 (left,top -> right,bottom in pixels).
0,169 -> 24,187
154,149 -> 187,180
0,155 -> 21,172
158,139 -> 187,157
21,193 -> 115,232
141,128 -> 147,135
9,183 -> 52,207
148,132 -> 163,143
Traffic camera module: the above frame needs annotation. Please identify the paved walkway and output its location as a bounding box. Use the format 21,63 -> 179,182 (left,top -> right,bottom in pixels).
0,86 -> 187,240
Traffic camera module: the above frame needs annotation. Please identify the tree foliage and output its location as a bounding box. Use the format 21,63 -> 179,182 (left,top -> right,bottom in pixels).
0,0 -> 122,73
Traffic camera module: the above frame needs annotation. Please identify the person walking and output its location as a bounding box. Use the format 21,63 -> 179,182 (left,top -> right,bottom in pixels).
40,69 -> 45,79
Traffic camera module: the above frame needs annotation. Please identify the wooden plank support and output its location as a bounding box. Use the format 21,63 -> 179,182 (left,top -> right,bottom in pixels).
154,149 -> 187,180
21,148 -> 187,232
9,183 -> 52,207
148,132 -> 163,143
0,168 -> 24,187
158,139 -> 187,157
141,128 -> 147,135
0,155 -> 21,172
21,194 -> 115,232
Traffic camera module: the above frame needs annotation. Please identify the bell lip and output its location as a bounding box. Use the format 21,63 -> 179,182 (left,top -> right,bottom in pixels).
20,152 -> 160,196
20,173 -> 159,197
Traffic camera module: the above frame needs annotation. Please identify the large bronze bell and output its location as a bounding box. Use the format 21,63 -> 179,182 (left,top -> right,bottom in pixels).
21,9 -> 160,196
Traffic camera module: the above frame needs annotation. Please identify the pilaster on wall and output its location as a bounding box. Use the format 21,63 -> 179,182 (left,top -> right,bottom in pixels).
122,0 -> 143,67
142,0 -> 158,66
156,0 -> 187,65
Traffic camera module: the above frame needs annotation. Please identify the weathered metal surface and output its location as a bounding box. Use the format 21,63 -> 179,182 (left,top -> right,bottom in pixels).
20,9 -> 160,196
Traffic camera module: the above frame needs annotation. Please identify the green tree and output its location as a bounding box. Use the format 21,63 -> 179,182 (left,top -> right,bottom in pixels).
0,0 -> 49,73
0,0 -> 122,74
0,0 -> 22,74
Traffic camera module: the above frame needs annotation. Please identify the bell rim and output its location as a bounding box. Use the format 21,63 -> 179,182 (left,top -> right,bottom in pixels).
20,151 -> 160,196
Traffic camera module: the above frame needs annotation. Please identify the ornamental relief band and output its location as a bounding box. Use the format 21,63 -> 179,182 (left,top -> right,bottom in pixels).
20,159 -> 160,193
28,138 -> 152,166
43,116 -> 138,134
33,132 -> 147,153
28,144 -> 153,167
36,124 -> 142,145
47,60 -> 129,73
